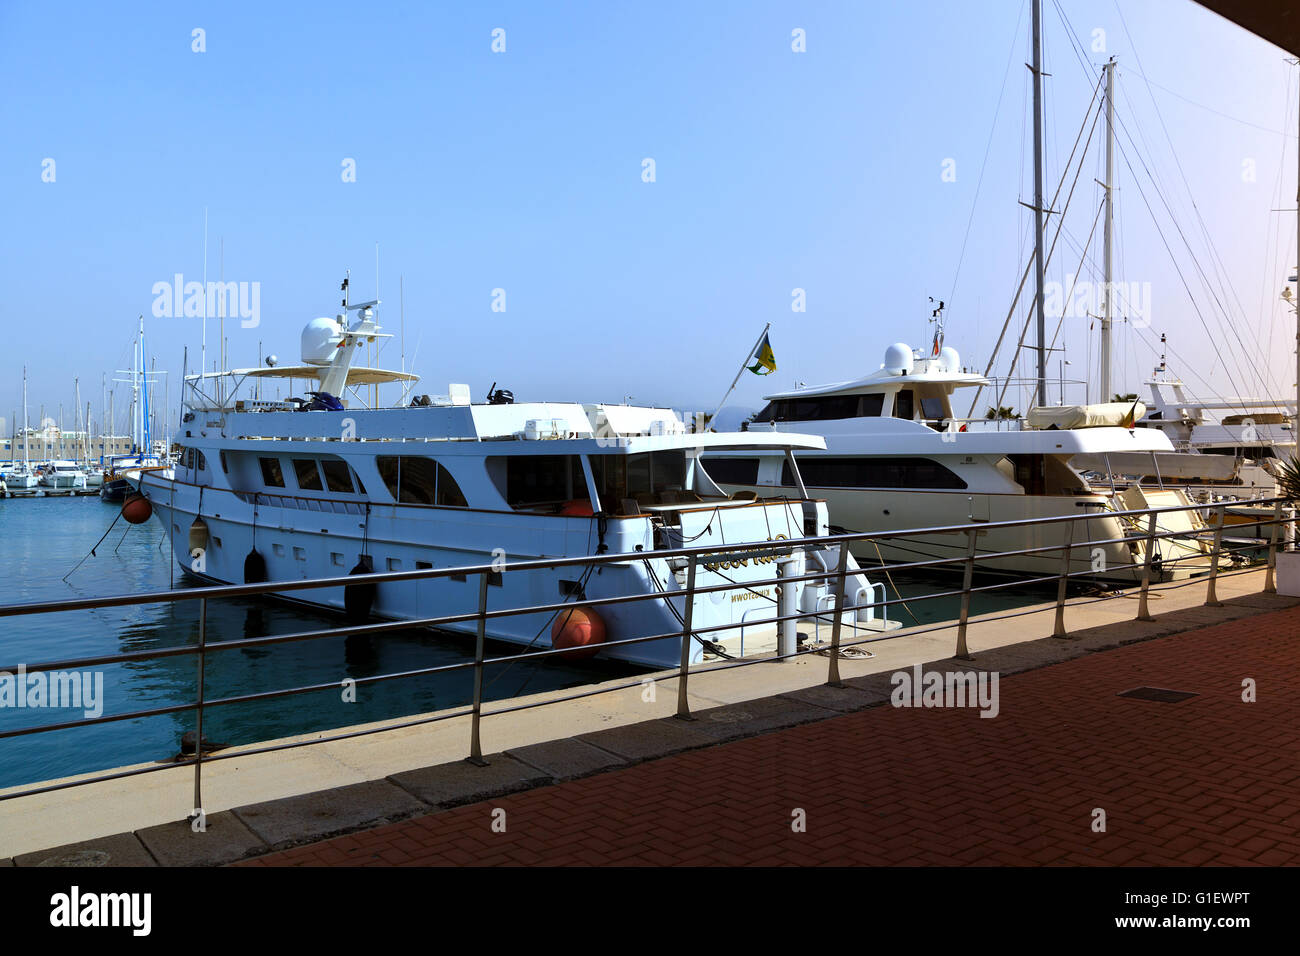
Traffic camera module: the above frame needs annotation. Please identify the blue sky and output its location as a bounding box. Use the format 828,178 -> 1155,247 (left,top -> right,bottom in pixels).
1,0 -> 1296,435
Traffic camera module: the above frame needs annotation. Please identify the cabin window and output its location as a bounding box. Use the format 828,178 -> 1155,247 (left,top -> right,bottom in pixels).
860,394 -> 885,416
487,455 -> 583,510
259,457 -> 285,488
919,396 -> 947,421
702,457 -> 760,485
293,458 -> 323,491
753,395 -> 873,423
320,458 -> 354,493
895,390 -> 915,421
376,456 -> 468,507
590,451 -> 687,506
781,456 -> 966,490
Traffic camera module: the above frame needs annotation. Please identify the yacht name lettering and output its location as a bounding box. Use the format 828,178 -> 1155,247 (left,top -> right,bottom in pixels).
704,535 -> 788,572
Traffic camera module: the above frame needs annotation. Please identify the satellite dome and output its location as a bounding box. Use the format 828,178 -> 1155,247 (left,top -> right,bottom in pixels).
939,346 -> 961,373
301,317 -> 343,366
884,343 -> 914,376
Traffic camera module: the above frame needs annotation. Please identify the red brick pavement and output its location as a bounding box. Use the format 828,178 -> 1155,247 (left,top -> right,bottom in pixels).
236,607 -> 1300,866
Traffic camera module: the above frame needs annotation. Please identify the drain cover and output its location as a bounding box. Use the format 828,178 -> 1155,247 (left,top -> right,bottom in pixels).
1118,686 -> 1198,703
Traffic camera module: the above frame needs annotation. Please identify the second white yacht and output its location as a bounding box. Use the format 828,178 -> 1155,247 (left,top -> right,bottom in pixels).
706,342 -> 1216,582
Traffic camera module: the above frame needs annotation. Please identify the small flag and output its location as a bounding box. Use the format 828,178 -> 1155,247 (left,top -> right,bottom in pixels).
747,333 -> 777,376
1120,396 -> 1140,429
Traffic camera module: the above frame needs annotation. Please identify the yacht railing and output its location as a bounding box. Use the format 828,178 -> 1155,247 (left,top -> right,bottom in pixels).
0,495 -> 1293,817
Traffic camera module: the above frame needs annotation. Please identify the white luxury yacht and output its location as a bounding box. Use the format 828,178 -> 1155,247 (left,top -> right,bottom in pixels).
129,283 -> 895,668
40,461 -> 88,490
706,342 -> 1217,582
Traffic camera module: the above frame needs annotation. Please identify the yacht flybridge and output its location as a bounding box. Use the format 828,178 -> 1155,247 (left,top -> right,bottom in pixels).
707,341 -> 1218,582
131,283 -> 895,668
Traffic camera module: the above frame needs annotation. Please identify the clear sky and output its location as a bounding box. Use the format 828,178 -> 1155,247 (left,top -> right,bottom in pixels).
1,0 -> 1296,436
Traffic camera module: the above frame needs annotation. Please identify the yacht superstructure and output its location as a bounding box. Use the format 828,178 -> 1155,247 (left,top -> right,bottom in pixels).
707,342 -> 1216,581
131,286 -> 894,668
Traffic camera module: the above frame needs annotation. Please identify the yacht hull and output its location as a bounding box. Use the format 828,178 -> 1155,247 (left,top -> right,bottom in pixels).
139,474 -> 887,670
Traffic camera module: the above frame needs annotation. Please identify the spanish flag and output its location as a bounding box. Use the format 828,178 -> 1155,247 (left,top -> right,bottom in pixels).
747,333 -> 777,376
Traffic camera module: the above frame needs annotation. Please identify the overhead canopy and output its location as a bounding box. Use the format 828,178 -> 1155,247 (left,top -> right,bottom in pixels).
1194,1 -> 1300,56
227,366 -> 419,386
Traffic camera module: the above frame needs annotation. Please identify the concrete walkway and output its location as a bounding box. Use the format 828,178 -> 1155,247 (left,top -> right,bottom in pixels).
239,600 -> 1300,867
2,567 -> 1294,864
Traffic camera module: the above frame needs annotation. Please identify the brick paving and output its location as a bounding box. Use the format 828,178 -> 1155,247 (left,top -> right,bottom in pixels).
236,607 -> 1300,866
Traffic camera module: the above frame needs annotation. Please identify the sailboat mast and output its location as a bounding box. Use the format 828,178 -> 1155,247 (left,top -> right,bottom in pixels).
22,364 -> 29,468
1031,0 -> 1047,407
1100,57 -> 1116,402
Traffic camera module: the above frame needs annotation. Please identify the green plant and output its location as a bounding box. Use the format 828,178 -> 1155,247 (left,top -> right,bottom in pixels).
1276,453 -> 1300,501
985,406 -> 1018,420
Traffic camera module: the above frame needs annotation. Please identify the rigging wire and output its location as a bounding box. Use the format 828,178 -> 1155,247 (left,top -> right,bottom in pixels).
947,0 -> 1029,316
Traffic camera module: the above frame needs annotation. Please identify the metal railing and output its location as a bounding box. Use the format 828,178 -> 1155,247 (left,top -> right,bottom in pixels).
0,494 -> 1292,818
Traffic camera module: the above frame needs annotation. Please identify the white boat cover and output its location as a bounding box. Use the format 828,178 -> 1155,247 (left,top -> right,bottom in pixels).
1026,401 -> 1146,430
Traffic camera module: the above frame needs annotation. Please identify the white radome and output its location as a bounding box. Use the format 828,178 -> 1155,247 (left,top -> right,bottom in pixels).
883,343 -> 914,376
301,317 -> 343,366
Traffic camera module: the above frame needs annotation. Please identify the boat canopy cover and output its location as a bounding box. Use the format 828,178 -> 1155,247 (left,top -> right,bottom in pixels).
1026,402 -> 1146,430
238,366 -> 419,385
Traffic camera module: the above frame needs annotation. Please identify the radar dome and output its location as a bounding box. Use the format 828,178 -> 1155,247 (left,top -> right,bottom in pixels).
884,343 -> 914,376
301,317 -> 343,366
939,346 -> 961,373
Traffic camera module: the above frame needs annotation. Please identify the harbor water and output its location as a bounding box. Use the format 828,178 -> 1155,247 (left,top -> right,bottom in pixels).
0,496 -> 1051,790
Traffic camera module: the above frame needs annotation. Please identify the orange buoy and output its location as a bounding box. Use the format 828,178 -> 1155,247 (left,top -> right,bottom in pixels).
551,607 -> 606,659
121,492 -> 153,524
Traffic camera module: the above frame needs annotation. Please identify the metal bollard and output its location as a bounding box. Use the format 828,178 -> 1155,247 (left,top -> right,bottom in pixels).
954,529 -> 978,660
467,571 -> 489,766
1053,522 -> 1074,638
826,544 -> 849,687
192,596 -> 207,822
1204,504 -> 1225,607
675,556 -> 697,720
1265,500 -> 1282,594
1137,512 -> 1157,622
776,554 -> 799,661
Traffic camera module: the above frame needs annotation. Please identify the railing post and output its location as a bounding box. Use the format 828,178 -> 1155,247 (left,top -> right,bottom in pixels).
192,596 -> 206,823
1265,500 -> 1282,594
1204,504 -> 1225,607
466,571 -> 489,766
675,555 -> 697,720
1137,512 -> 1157,621
1052,521 -> 1074,638
826,543 -> 849,687
954,529 -> 978,660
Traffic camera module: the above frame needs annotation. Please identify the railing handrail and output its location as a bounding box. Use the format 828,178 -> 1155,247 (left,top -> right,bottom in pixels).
0,494 -> 1290,814
1,494 -> 1284,620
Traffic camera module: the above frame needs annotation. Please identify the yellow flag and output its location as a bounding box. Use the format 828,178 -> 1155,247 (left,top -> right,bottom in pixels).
747,333 -> 776,376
